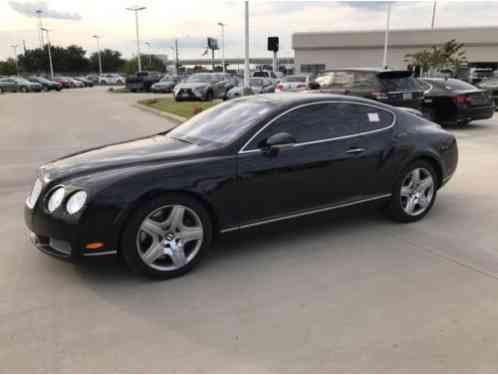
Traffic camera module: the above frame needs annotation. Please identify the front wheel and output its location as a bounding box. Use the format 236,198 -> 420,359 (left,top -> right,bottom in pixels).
204,90 -> 214,101
386,161 -> 437,223
121,194 -> 213,278
20,86 -> 28,93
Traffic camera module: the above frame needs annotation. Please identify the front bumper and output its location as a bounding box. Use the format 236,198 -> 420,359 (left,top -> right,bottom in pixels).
24,204 -> 117,261
174,88 -> 205,100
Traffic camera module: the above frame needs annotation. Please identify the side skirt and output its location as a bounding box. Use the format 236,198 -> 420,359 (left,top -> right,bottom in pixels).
220,194 -> 392,234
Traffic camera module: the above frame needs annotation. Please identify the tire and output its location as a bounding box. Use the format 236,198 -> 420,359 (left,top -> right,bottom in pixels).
204,90 -> 214,101
121,194 -> 213,279
386,160 -> 438,223
0,87 -> 3,94
20,86 -> 28,93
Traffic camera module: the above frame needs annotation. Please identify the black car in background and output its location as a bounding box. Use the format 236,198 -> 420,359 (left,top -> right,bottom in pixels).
25,93 -> 458,278
478,78 -> 498,107
126,71 -> 162,92
418,78 -> 495,126
311,69 -> 424,110
29,76 -> 62,91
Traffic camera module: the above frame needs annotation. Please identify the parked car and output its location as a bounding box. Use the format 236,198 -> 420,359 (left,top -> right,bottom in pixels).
478,77 -> 498,107
467,67 -> 494,84
99,73 -> 125,85
67,77 -> 85,88
252,70 -> 279,80
75,77 -> 94,87
226,77 -> 275,99
275,74 -> 315,92
10,77 -> 42,92
126,71 -> 162,92
150,75 -> 181,93
25,93 -> 458,278
418,78 -> 495,126
311,69 -> 424,110
0,77 -> 20,93
173,73 -> 235,101
54,76 -> 73,89
29,76 -> 62,91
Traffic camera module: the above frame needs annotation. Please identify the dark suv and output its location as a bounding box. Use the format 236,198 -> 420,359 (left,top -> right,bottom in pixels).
311,68 -> 424,110
126,71 -> 162,92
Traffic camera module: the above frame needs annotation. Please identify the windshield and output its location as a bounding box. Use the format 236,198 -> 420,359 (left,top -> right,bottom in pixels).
33,77 -> 51,84
186,74 -> 215,83
168,99 -> 275,146
429,79 -> 477,91
13,77 -> 32,84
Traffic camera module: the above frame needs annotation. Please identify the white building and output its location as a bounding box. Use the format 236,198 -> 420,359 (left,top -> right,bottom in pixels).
292,27 -> 498,74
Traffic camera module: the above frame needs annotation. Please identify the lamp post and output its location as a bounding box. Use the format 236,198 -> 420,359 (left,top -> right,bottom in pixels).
41,28 -> 54,80
126,5 -> 146,72
431,0 -> 437,29
145,41 -> 152,67
243,1 -> 249,92
93,35 -> 103,75
382,2 -> 392,69
10,45 -> 19,74
35,9 -> 44,49
217,22 -> 226,72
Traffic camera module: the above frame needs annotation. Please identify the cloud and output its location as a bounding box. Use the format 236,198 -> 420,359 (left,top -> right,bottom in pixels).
8,0 -> 82,20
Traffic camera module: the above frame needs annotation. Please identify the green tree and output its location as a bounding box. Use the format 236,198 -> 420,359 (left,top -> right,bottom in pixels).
405,39 -> 467,75
0,58 -> 17,75
89,49 -> 125,73
18,44 -> 90,74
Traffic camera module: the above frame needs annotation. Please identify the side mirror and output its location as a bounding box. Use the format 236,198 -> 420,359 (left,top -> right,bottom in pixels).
308,81 -> 320,90
259,132 -> 296,156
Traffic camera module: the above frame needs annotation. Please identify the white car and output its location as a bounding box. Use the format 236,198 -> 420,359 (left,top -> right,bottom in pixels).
99,73 -> 125,85
275,74 -> 315,93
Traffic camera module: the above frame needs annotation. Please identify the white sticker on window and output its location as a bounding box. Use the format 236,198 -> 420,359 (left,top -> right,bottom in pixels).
368,113 -> 380,122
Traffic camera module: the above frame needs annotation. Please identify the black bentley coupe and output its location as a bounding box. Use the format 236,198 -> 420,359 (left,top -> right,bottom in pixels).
25,93 -> 458,278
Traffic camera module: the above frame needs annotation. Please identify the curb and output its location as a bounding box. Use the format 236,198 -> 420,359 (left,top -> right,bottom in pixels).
132,103 -> 187,124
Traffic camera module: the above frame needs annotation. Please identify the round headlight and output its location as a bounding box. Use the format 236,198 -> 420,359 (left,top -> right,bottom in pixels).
47,187 -> 65,213
66,191 -> 87,215
27,178 -> 42,209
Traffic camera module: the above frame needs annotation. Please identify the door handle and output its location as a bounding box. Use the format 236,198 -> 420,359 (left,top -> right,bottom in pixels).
346,147 -> 366,155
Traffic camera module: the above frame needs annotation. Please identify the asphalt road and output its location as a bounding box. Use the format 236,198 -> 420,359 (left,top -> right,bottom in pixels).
2,87 -> 498,371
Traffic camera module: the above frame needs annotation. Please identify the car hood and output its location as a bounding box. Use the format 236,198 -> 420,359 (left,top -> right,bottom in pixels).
40,133 -> 207,183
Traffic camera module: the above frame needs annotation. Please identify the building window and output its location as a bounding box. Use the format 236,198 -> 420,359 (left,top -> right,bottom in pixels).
301,64 -> 326,74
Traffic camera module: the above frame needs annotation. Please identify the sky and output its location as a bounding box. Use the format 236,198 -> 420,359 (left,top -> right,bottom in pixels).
2,0 -> 498,61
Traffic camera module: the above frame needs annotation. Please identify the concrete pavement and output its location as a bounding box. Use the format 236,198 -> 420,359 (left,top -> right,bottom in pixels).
2,87 -> 498,371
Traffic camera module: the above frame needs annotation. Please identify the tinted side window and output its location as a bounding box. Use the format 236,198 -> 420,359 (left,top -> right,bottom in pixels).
247,103 -> 394,149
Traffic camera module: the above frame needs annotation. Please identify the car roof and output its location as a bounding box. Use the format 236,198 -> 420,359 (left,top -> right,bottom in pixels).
242,92 -> 395,110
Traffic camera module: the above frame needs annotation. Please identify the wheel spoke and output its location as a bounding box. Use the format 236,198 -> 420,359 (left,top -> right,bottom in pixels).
181,226 -> 203,244
401,186 -> 412,198
411,169 -> 421,184
418,195 -> 430,209
418,177 -> 433,192
166,244 -> 187,268
167,206 -> 185,231
141,218 -> 164,237
404,196 -> 417,215
142,243 -> 164,265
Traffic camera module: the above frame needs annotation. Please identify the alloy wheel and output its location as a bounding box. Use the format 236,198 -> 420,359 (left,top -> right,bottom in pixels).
136,204 -> 204,271
400,168 -> 435,216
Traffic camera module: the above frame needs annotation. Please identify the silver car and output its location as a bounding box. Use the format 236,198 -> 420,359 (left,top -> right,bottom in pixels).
173,73 -> 235,101
226,77 -> 275,99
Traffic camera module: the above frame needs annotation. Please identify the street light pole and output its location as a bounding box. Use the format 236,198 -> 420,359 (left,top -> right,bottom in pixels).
93,35 -> 103,75
10,45 -> 19,74
431,0 -> 437,29
145,41 -> 152,66
243,1 -> 250,92
217,22 -> 226,72
35,9 -> 44,48
126,5 -> 146,72
41,28 -> 54,80
382,2 -> 392,69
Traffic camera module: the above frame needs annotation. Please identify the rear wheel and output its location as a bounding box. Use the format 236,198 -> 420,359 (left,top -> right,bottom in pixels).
386,161 -> 437,223
20,86 -> 28,93
121,194 -> 212,278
